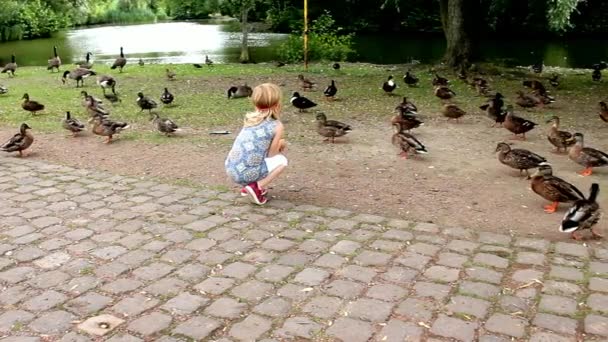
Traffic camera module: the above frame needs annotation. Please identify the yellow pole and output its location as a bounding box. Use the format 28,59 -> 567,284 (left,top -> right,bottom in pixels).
304,0 -> 308,71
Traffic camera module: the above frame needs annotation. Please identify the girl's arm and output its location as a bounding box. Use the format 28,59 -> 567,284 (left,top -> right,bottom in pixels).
267,121 -> 284,157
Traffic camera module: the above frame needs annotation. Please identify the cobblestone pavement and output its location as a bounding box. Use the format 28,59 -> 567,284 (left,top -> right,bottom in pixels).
1,157 -> 608,342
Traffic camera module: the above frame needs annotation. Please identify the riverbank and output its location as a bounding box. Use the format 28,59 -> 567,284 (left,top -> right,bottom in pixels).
0,62 -> 606,239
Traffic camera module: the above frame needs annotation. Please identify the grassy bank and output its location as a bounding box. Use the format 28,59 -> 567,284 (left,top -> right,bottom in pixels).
0,62 -> 605,145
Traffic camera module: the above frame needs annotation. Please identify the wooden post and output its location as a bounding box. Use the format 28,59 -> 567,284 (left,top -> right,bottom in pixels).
304,0 -> 308,71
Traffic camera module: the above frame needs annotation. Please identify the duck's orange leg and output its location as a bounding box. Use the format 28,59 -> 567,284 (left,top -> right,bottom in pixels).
543,201 -> 559,213
103,136 -> 112,144
571,231 -> 583,240
398,151 -> 408,159
592,228 -> 604,239
579,167 -> 593,176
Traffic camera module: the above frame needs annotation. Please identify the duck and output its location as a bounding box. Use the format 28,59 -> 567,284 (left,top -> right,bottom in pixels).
560,183 -> 602,240
546,116 -> 575,153
503,105 -> 537,140
432,73 -> 449,86
516,90 -> 541,108
97,75 -> 117,94
392,122 -> 427,159
152,113 -> 180,136
549,74 -> 559,87
480,93 -> 505,127
227,85 -> 253,99
530,163 -> 584,213
91,116 -> 130,144
0,85 -> 7,95
403,71 -> 419,87
316,112 -> 351,143
81,91 -> 104,108
21,94 -> 44,115
47,46 -> 61,72
391,112 -> 423,132
324,80 -> 337,100
166,68 -> 176,80
523,80 -> 547,95
1,54 -> 17,77
592,61 -> 608,70
495,142 -> 547,178
111,47 -> 127,72
74,52 -> 93,69
600,101 -> 608,123
84,95 -> 110,122
382,75 -> 397,94
193,63 -> 203,68
298,74 -> 315,90
395,97 -> 418,115
442,104 -> 466,122
531,60 -> 543,74
290,92 -> 317,112
434,86 -> 456,100
137,92 -> 157,113
592,68 -> 602,82
332,63 -> 340,70
62,111 -> 85,137
160,88 -> 174,105
62,68 -> 97,87
205,55 -> 214,66
138,58 -> 144,67
1,123 -> 33,157
568,133 -> 608,176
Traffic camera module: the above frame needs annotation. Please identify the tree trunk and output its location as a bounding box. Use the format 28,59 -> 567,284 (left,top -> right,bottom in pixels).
440,0 -> 478,68
239,7 -> 250,63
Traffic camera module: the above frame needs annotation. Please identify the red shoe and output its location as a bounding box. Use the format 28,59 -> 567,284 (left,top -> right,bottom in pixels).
241,186 -> 267,197
244,182 -> 267,205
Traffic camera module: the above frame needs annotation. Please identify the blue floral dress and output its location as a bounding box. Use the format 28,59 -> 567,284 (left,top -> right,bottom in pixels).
225,119 -> 278,185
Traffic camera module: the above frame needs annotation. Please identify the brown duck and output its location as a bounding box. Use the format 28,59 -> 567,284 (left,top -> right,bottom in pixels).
495,142 -> 546,178
434,86 -> 456,100
546,116 -> 575,153
530,163 -> 584,213
442,104 -> 466,122
298,74 -> 315,90
503,105 -> 537,140
391,112 -> 422,131
316,112 -> 351,143
516,90 -> 541,108
568,133 -> 608,176
1,123 -> 33,157
392,123 -> 428,159
21,94 -> 44,115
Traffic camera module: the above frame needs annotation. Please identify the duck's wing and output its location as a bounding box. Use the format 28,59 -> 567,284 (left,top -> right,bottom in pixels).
1,133 -> 24,151
511,149 -> 546,164
325,119 -> 351,131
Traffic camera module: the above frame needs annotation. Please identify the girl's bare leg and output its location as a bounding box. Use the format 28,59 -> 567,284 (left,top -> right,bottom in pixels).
258,165 -> 286,189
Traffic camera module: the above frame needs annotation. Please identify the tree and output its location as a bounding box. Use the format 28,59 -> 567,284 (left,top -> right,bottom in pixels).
438,0 -> 479,68
221,0 -> 263,63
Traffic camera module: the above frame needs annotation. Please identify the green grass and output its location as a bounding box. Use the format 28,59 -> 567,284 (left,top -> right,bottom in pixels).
0,62 -> 605,146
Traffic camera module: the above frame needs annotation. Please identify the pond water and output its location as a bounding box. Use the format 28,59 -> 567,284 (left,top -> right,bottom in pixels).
0,21 -> 605,68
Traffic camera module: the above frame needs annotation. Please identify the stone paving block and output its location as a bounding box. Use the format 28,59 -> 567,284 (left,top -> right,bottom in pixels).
380,266 -> 418,284
276,284 -> 312,301
516,252 -> 546,266
414,281 -> 451,300
485,313 -> 528,338
172,316 -> 221,340
253,296 -> 292,317
539,295 -> 578,315
369,239 -> 402,252
229,314 -> 272,341
324,279 -> 365,299
512,269 -> 544,283
407,242 -> 440,256
330,240 -> 361,255
197,250 -> 233,265
424,265 -> 460,283
328,219 -> 358,231
231,280 -> 273,302
65,292 -> 113,316
29,310 -> 75,334
59,332 -> 92,342
354,250 -> 392,266
478,232 -> 511,246
144,277 -> 187,296
542,280 -> 582,296
175,263 -> 210,283
590,277 -> 608,292
256,264 -> 294,283
27,270 -> 70,289
555,242 -> 589,258
161,292 -> 208,315
381,229 -> 413,242
465,266 -> 503,284
112,294 -> 159,316
585,314 -> 608,337
22,290 -> 67,311
395,252 -> 431,270
550,265 -> 584,282
132,262 -> 174,281
430,314 -> 478,342
0,337 -> 41,342
473,253 -> 509,269
293,267 -> 330,286
446,295 -> 491,318
127,312 -> 172,336
437,252 -> 469,268
276,317 -> 322,339
261,238 -> 295,252
33,252 -> 71,269
533,313 -> 577,335
375,319 -> 423,342
194,277 -> 235,295
221,262 -> 257,279
346,298 -> 394,322
459,281 -> 500,299
499,296 -> 529,314
0,310 -> 35,333
366,283 -> 407,302
301,295 -> 342,319
529,332 -> 575,342
204,297 -> 247,318
314,253 -> 347,269
297,239 -> 329,254
326,317 -> 374,342
587,293 -> 608,313
590,261 -> 608,275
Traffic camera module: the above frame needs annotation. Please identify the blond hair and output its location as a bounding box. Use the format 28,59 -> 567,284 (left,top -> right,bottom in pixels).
244,83 -> 283,127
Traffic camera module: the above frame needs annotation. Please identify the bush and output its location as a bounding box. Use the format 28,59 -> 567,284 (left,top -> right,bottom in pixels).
278,11 -> 355,63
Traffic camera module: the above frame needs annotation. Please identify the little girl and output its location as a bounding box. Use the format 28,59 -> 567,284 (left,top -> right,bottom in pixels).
225,83 -> 288,205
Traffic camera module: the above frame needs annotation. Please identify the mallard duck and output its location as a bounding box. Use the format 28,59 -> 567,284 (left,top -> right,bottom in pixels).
516,90 -> 541,108
137,92 -> 157,113
75,52 -> 93,69
205,55 -> 213,66
546,116 -> 575,153
97,75 -> 117,94
332,63 -> 340,70
1,54 -> 17,77
0,85 -> 7,95
84,95 -> 110,122
495,142 -> 546,178
560,183 -> 602,240
152,113 -> 179,136
403,71 -> 419,87
383,75 -> 397,94
523,80 -> 547,96
531,163 -> 584,213
47,46 -> 61,72
1,123 -> 33,157
592,68 -> 602,82
192,63 -> 202,68
227,85 -> 253,99
568,133 -> 608,176
290,92 -> 316,112
81,91 -> 103,108
391,112 -> 422,131
434,86 -> 456,100
316,112 -> 351,143
138,58 -> 144,67
549,74 -> 560,87
432,74 -> 449,86
395,97 -> 418,115
504,105 -> 537,140
600,101 -> 608,123
160,88 -> 174,105
62,111 -> 85,137
442,104 -> 466,122
531,60 -> 543,74
480,93 -> 505,127
111,47 -> 127,72
62,68 -> 97,87
298,74 -> 314,90
593,61 -> 608,70
91,116 -> 129,143
392,123 -> 427,159
21,94 -> 44,115
166,68 -> 176,80
324,80 -> 337,100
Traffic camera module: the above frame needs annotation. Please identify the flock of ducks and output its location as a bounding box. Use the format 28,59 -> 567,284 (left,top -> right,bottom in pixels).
0,46 -> 606,239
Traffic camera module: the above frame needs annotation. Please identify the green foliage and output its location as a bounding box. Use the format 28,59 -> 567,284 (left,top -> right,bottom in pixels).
547,0 -> 580,31
165,0 -> 219,19
278,11 -> 355,63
